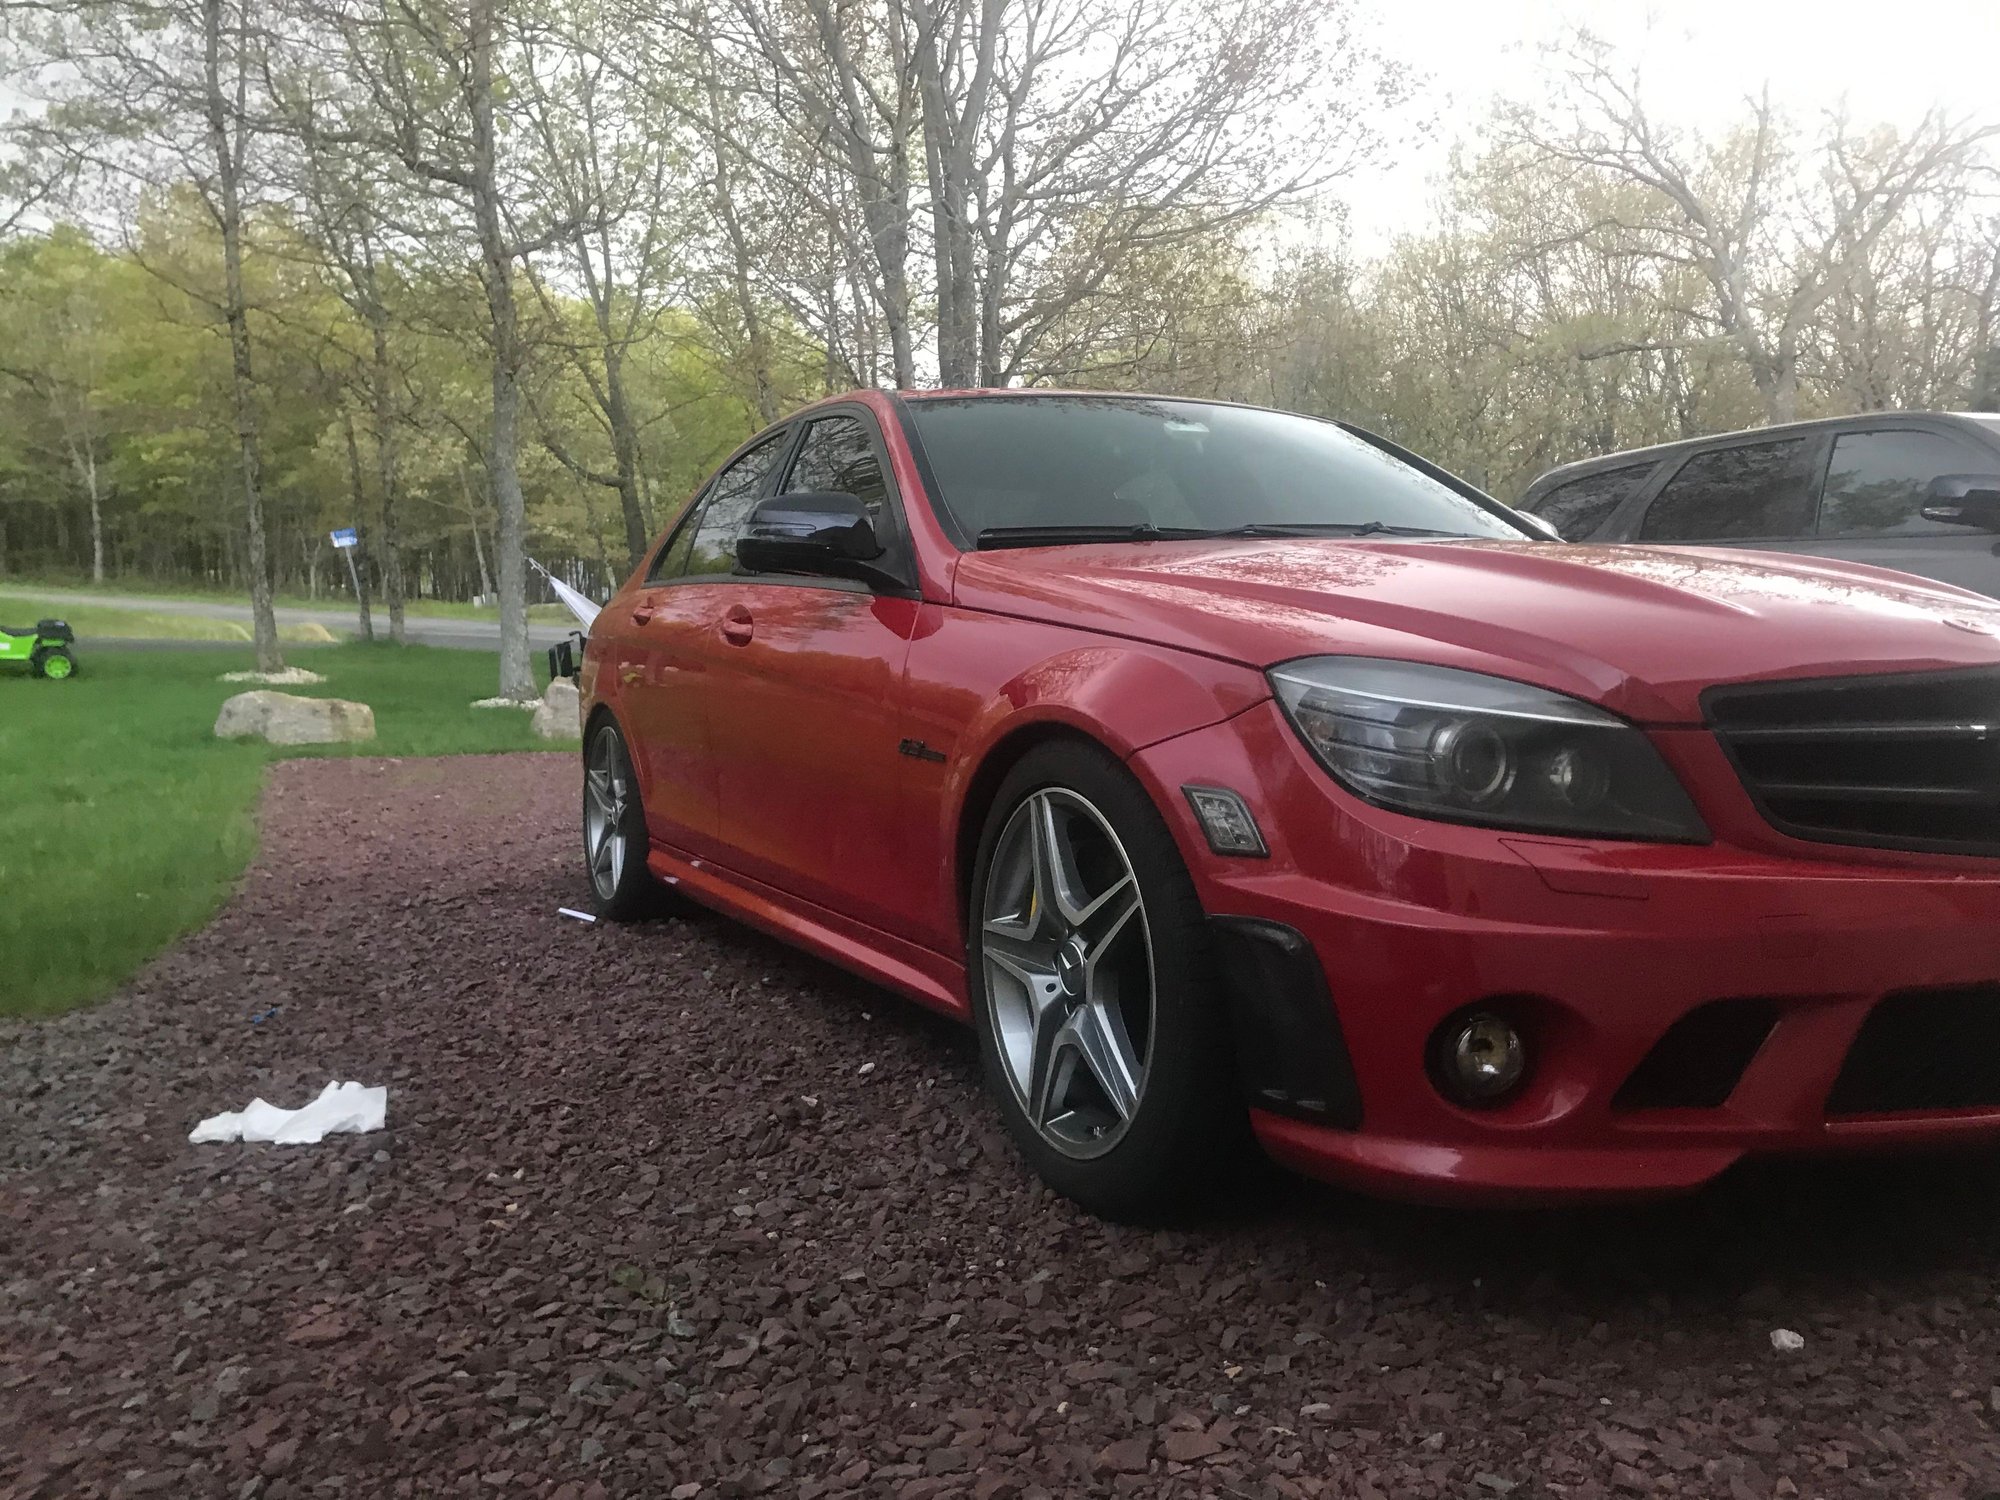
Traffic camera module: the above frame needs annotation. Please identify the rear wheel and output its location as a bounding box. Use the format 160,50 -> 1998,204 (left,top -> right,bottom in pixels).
583,719 -> 674,921
968,740 -> 1241,1220
31,647 -> 75,680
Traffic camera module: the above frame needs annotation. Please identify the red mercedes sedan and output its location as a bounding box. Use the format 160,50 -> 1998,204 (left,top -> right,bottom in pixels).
578,389 -> 2000,1217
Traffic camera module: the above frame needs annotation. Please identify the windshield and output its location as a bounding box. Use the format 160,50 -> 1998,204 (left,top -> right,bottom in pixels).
903,395 -> 1528,545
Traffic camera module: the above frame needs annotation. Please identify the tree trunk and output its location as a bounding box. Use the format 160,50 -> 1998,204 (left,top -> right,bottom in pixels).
69,438 -> 105,584
467,0 -> 534,699
600,338 -> 649,568
457,463 -> 496,602
364,296 -> 407,643
202,0 -> 281,672
339,409 -> 375,641
699,52 -> 780,424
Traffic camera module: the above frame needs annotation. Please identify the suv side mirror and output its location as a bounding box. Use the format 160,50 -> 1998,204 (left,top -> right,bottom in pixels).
736,490 -> 901,588
1920,474 -> 2000,532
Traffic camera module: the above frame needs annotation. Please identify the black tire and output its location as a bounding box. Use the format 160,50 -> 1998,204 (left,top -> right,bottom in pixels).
967,738 -> 1242,1220
29,646 -> 76,680
583,717 -> 678,922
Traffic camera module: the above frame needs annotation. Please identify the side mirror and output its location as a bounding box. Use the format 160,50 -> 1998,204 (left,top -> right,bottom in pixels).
546,630 -> 584,681
1920,474 -> 2000,532
736,490 -> 901,588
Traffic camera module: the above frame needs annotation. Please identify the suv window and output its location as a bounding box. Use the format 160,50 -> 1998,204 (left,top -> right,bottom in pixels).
1639,438 -> 1814,542
1527,463 -> 1653,539
1819,429 -> 1992,538
684,430 -> 789,577
783,415 -> 890,523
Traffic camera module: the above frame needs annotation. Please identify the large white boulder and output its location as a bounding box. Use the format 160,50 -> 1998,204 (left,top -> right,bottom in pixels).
214,690 -> 375,746
531,677 -> 582,741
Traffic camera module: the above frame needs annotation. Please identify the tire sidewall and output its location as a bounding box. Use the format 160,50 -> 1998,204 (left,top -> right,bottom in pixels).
584,717 -> 659,922
966,739 -> 1234,1218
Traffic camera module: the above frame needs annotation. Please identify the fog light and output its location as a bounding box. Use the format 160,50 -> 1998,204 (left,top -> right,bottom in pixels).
1436,1011 -> 1527,1105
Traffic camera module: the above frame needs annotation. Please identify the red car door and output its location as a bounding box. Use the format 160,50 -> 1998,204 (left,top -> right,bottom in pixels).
697,409 -> 924,938
622,429 -> 792,858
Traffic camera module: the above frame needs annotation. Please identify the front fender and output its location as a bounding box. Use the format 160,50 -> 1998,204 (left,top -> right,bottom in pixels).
902,608 -> 1269,953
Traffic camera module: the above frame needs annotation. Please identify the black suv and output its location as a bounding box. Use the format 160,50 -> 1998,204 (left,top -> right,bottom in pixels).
1519,412 -> 2000,596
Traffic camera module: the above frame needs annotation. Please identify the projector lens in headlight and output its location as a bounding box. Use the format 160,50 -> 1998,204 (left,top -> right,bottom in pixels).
1269,657 -> 1707,842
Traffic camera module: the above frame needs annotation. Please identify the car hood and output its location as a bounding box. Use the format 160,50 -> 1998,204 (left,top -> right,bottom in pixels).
950,538 -> 2000,723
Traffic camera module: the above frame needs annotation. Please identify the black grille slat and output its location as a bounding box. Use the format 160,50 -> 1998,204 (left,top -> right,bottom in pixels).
1706,668 -> 2000,857
1828,987 -> 2000,1115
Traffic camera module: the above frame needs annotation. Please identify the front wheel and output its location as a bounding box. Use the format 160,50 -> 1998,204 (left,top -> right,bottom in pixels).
968,740 -> 1242,1220
583,719 -> 675,921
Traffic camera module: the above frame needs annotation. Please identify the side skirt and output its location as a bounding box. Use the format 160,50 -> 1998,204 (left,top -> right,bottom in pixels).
646,842 -> 971,1022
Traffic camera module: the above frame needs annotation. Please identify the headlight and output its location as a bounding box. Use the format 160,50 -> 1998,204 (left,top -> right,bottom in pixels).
1269,657 -> 1708,842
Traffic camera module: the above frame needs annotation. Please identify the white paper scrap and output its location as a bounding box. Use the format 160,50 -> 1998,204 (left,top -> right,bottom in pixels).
190,1080 -> 387,1145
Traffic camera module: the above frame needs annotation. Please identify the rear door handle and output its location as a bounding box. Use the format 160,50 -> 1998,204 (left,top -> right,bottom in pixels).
721,605 -> 754,646
630,602 -> 657,626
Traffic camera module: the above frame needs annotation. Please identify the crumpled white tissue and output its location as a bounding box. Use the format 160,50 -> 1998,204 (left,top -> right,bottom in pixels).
189,1080 -> 387,1145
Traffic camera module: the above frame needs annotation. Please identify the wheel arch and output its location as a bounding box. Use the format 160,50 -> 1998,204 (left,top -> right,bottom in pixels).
953,720 -> 1116,938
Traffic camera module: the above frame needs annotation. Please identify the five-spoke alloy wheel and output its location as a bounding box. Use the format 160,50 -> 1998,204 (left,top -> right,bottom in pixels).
582,718 -> 670,921
969,740 -> 1241,1219
981,787 -> 1154,1158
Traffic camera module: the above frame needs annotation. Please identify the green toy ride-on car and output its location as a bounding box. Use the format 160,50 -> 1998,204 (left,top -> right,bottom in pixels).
0,619 -> 79,679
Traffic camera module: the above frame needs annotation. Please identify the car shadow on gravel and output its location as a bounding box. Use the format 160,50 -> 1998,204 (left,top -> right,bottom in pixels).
687,901 -> 2000,1309
1216,1146 -> 2000,1313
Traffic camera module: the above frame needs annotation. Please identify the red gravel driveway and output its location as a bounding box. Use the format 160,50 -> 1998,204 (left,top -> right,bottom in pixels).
6,754 -> 2000,1500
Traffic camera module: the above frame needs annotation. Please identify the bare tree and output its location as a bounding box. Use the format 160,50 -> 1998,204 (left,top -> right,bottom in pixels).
312,0 -> 567,698
12,0 -> 287,667
517,9 -> 694,567
1500,35 -> 1999,424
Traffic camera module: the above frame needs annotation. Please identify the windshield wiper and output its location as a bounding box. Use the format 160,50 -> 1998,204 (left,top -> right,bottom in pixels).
974,520 -> 1471,549
975,523 -> 1217,548
1195,522 -> 1470,539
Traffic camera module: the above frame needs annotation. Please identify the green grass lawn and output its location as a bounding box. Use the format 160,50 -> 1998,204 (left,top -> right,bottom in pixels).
1,577 -> 573,623
0,642 -> 566,1019
0,596 -> 343,643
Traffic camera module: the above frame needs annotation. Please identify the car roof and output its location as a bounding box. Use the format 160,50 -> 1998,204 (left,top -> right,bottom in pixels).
1524,411 -> 1995,496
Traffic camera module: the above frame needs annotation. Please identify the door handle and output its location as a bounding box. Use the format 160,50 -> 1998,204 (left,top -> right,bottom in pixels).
721,605 -> 754,646
630,602 -> 657,626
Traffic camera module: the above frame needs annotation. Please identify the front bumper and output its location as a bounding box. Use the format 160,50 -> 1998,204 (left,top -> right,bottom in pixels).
1131,701 -> 2000,1204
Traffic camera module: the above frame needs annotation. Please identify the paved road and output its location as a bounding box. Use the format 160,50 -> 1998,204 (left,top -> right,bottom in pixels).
5,587 -> 578,652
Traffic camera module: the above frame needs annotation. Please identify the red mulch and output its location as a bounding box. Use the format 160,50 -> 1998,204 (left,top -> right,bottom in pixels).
6,754 -> 2000,1499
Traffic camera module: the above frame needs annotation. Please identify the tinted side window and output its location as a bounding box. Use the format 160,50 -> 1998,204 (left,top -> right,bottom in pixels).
1819,429 -> 1991,538
1528,463 -> 1654,539
645,487 -> 709,582
686,431 -> 789,576
1639,439 -> 1813,542
784,415 -> 889,525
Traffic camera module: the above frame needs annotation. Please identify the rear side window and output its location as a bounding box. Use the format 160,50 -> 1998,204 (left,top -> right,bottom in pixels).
1527,463 -> 1653,539
1639,438 -> 1814,542
684,430 -> 790,577
783,415 -> 890,524
646,485 -> 709,582
1819,429 -> 1992,538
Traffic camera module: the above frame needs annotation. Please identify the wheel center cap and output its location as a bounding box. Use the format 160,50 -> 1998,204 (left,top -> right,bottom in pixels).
1054,937 -> 1087,998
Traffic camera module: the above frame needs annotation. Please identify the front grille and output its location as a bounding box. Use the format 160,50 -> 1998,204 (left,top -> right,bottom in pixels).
1706,667 -> 2000,857
1827,986 -> 2000,1114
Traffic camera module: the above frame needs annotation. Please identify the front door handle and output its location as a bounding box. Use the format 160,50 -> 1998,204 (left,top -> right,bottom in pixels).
720,605 -> 754,646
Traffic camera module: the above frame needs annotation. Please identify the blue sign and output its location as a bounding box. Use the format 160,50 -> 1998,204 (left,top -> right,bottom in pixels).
330,527 -> 358,550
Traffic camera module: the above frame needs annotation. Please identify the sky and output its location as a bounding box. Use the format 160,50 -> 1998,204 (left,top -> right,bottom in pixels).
1339,0 -> 2000,249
